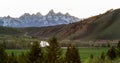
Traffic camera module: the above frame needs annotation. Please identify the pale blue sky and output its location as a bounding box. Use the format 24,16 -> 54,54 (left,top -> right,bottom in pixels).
0,0 -> 120,18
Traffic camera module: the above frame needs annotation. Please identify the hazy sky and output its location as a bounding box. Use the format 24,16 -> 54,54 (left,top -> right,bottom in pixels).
0,0 -> 120,18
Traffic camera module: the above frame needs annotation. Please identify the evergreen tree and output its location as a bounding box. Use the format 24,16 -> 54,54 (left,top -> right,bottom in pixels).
100,52 -> 105,63
45,37 -> 62,63
66,45 -> 71,63
107,43 -> 110,47
100,52 -> 105,61
107,47 -> 117,60
88,54 -> 94,63
27,41 -> 44,63
0,46 -> 8,63
90,54 -> 94,59
116,41 -> 120,57
2,41 -> 6,49
117,41 -> 120,48
65,44 -> 81,63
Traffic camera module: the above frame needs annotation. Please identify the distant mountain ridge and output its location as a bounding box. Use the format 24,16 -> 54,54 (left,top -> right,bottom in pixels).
20,9 -> 120,40
1,9 -> 120,40
0,10 -> 80,27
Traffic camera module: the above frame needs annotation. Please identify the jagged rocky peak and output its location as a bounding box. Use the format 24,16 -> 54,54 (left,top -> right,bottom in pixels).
57,12 -> 63,16
20,13 -> 31,18
31,14 -> 36,16
7,15 -> 11,18
3,15 -> 11,18
22,13 -> 31,16
65,13 -> 71,17
47,9 -> 56,16
36,12 -> 42,16
57,12 -> 63,14
0,10 -> 80,27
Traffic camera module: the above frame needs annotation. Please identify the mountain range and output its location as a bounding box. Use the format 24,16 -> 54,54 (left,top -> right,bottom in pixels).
0,10 -> 79,27
0,8 -> 120,40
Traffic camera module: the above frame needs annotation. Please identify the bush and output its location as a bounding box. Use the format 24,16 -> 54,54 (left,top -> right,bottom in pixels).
107,47 -> 117,60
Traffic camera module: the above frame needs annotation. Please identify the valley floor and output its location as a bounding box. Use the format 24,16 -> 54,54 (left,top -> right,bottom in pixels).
6,47 -> 109,61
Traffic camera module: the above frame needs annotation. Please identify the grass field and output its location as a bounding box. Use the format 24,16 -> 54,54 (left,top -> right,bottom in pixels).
6,47 -> 109,61
6,49 -> 29,55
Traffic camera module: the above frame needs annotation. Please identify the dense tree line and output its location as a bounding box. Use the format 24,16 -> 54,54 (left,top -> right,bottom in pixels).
0,37 -> 120,63
1,35 -> 119,49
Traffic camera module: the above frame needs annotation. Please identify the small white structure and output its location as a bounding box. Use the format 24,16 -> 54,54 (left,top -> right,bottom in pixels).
40,41 -> 49,47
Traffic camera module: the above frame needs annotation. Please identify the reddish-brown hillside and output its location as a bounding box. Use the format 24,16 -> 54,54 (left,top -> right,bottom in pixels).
1,9 -> 120,40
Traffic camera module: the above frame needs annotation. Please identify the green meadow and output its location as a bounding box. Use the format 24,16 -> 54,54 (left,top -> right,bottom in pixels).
6,47 -> 109,61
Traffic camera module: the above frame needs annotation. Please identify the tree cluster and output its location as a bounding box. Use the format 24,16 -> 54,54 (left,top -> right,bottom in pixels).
0,37 -> 81,63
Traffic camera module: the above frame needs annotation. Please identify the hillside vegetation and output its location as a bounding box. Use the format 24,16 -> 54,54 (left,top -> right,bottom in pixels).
0,9 -> 120,40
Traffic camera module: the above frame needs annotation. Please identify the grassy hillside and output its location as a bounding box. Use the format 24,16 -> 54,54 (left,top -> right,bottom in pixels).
88,9 -> 120,39
0,26 -> 23,35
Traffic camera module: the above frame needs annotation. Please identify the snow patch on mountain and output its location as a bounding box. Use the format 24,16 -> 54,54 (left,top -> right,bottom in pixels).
0,10 -> 80,27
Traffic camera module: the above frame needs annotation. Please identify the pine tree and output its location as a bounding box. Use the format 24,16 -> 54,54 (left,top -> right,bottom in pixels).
66,45 -> 71,63
117,41 -> 120,48
0,46 -> 8,63
116,41 -> 120,57
107,43 -> 110,47
27,41 -> 44,63
100,52 -> 105,63
88,54 -> 94,63
107,46 -> 117,60
90,54 -> 94,59
65,45 -> 81,63
101,52 -> 105,61
2,41 -> 6,49
45,37 -> 62,63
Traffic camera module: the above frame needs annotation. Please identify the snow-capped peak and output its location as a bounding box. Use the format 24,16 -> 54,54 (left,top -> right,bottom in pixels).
22,13 -> 31,17
0,10 -> 80,27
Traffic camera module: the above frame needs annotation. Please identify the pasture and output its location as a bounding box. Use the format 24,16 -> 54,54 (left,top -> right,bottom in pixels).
6,47 -> 109,61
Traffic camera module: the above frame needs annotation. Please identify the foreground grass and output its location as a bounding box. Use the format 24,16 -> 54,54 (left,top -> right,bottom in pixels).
6,47 -> 109,61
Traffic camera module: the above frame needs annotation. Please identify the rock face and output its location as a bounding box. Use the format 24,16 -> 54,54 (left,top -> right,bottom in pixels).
0,10 -> 80,27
